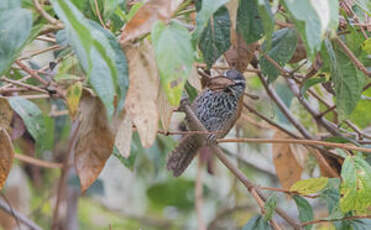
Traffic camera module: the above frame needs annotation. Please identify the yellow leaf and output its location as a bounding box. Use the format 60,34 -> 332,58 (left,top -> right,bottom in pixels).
290,177 -> 328,195
0,128 -> 14,189
66,82 -> 83,119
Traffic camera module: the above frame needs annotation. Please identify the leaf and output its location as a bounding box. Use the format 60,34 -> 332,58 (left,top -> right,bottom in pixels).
147,179 -> 197,210
199,6 -> 231,68
0,0 -> 32,75
74,91 -> 115,192
264,194 -> 278,222
66,81 -> 83,119
193,0 -> 229,40
114,111 -> 132,158
157,89 -> 175,133
152,21 -> 194,106
320,178 -> 344,220
257,0 -> 274,49
124,41 -> 159,148
119,0 -> 182,45
293,195 -> 314,230
0,128 -> 14,189
8,97 -> 46,145
0,97 -> 13,133
88,20 -> 129,112
237,0 -> 264,45
290,177 -> 328,195
324,39 -> 364,119
52,0 -> 122,118
272,131 -> 304,189
259,28 -> 297,83
354,0 -> 371,15
224,35 -> 258,72
112,145 -> 137,171
282,0 -> 339,58
242,215 -> 272,230
340,155 -> 371,213
362,38 -> 371,54
300,77 -> 326,96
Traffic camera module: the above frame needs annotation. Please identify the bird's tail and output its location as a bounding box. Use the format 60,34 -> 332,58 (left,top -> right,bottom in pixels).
167,134 -> 202,177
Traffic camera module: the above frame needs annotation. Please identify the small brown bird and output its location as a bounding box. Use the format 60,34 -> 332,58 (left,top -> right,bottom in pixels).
167,69 -> 246,176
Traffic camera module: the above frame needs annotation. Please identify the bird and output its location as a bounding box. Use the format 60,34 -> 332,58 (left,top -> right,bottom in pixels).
167,69 -> 246,177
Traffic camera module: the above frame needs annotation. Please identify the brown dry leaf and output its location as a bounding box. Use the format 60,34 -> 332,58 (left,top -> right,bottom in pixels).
157,89 -> 175,133
124,41 -> 160,148
311,149 -> 340,177
0,128 -> 15,189
224,35 -> 258,72
74,90 -> 115,192
188,65 -> 202,92
272,131 -> 304,189
289,36 -> 307,64
120,0 -> 182,45
114,111 -> 133,158
0,97 -> 13,133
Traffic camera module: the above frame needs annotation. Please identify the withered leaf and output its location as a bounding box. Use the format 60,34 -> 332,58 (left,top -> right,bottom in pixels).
0,97 -> 13,133
124,41 -> 159,148
74,91 -> 115,192
157,89 -> 175,132
0,128 -> 14,189
120,0 -> 182,45
114,111 -> 133,158
272,131 -> 304,189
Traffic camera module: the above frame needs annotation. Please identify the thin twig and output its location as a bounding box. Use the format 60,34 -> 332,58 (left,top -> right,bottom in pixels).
19,45 -> 62,60
15,154 -> 63,169
218,138 -> 371,153
94,0 -> 107,29
334,37 -> 370,77
52,121 -> 80,229
0,199 -> 42,230
258,186 -> 319,199
301,215 -> 371,227
32,0 -> 64,27
195,157 -> 206,230
0,77 -> 48,94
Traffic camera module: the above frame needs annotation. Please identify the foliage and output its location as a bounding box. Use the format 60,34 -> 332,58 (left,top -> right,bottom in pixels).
0,0 -> 370,229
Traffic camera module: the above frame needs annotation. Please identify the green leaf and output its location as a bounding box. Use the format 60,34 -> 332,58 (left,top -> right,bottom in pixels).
290,177 -> 328,195
103,0 -> 124,19
8,97 -> 46,145
193,0 -> 229,40
259,28 -> 297,83
264,194 -> 278,221
0,2 -> 32,75
242,215 -> 272,230
185,81 -> 198,102
112,145 -> 137,171
323,39 -> 365,119
257,0 -> 274,49
152,21 -> 194,106
362,38 -> 371,54
199,6 -> 231,68
237,0 -> 264,45
282,0 -> 339,58
147,179 -> 197,210
300,77 -> 327,96
51,0 -> 122,118
340,155 -> 371,213
88,20 -> 128,112
293,195 -> 314,230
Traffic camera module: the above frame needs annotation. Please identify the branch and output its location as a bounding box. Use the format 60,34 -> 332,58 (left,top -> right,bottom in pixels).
258,74 -> 312,138
15,153 -> 63,169
32,0 -> 64,28
217,138 -> 371,153
0,199 -> 42,230
334,37 -> 370,77
195,157 -> 206,230
301,215 -> 371,227
180,99 -> 300,230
